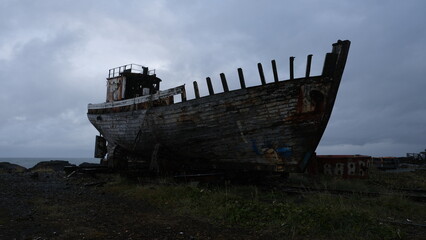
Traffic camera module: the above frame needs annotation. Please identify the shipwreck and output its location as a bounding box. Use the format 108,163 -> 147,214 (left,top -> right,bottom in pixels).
87,40 -> 351,174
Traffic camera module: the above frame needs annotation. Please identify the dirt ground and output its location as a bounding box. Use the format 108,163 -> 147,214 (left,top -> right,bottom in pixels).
0,162 -> 268,240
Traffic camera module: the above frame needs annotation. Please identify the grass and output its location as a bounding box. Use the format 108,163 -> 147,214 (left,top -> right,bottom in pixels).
29,197 -> 110,239
287,167 -> 426,193
104,169 -> 426,240
367,168 -> 426,190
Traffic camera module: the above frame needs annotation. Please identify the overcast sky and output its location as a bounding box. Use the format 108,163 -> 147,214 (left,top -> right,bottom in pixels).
1,0 -> 425,158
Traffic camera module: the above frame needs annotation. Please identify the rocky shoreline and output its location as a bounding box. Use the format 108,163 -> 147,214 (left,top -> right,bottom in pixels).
0,161 -> 261,240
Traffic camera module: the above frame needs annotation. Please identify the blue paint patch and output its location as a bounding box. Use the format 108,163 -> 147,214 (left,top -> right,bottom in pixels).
276,147 -> 292,158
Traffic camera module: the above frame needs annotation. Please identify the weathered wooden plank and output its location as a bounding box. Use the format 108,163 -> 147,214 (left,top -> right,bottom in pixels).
220,73 -> 229,92
258,63 -> 266,85
305,54 -> 312,78
237,68 -> 246,89
322,53 -> 338,77
206,77 -> 214,95
193,81 -> 200,99
271,60 -> 279,83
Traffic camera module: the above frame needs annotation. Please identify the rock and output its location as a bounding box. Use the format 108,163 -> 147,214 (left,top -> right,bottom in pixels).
30,160 -> 76,172
0,162 -> 27,173
30,172 -> 39,179
78,162 -> 100,167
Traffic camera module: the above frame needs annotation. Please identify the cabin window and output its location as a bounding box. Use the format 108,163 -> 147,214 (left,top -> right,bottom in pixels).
142,88 -> 150,96
173,95 -> 182,103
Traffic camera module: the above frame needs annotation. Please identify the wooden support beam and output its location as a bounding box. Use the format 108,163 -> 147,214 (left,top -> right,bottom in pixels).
206,77 -> 214,95
258,63 -> 266,85
181,85 -> 187,102
271,60 -> 279,83
289,56 -> 295,80
305,54 -> 312,78
220,73 -> 229,92
238,68 -> 246,89
322,53 -> 338,77
193,81 -> 200,99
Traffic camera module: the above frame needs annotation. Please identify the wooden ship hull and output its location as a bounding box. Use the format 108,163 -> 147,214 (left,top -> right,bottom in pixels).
87,40 -> 350,173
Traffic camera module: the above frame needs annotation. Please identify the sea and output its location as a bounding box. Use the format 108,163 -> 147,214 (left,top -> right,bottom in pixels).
0,158 -> 100,168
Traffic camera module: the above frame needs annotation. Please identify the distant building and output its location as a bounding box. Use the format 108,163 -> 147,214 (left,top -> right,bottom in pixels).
370,157 -> 401,170
406,149 -> 426,161
307,154 -> 370,179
